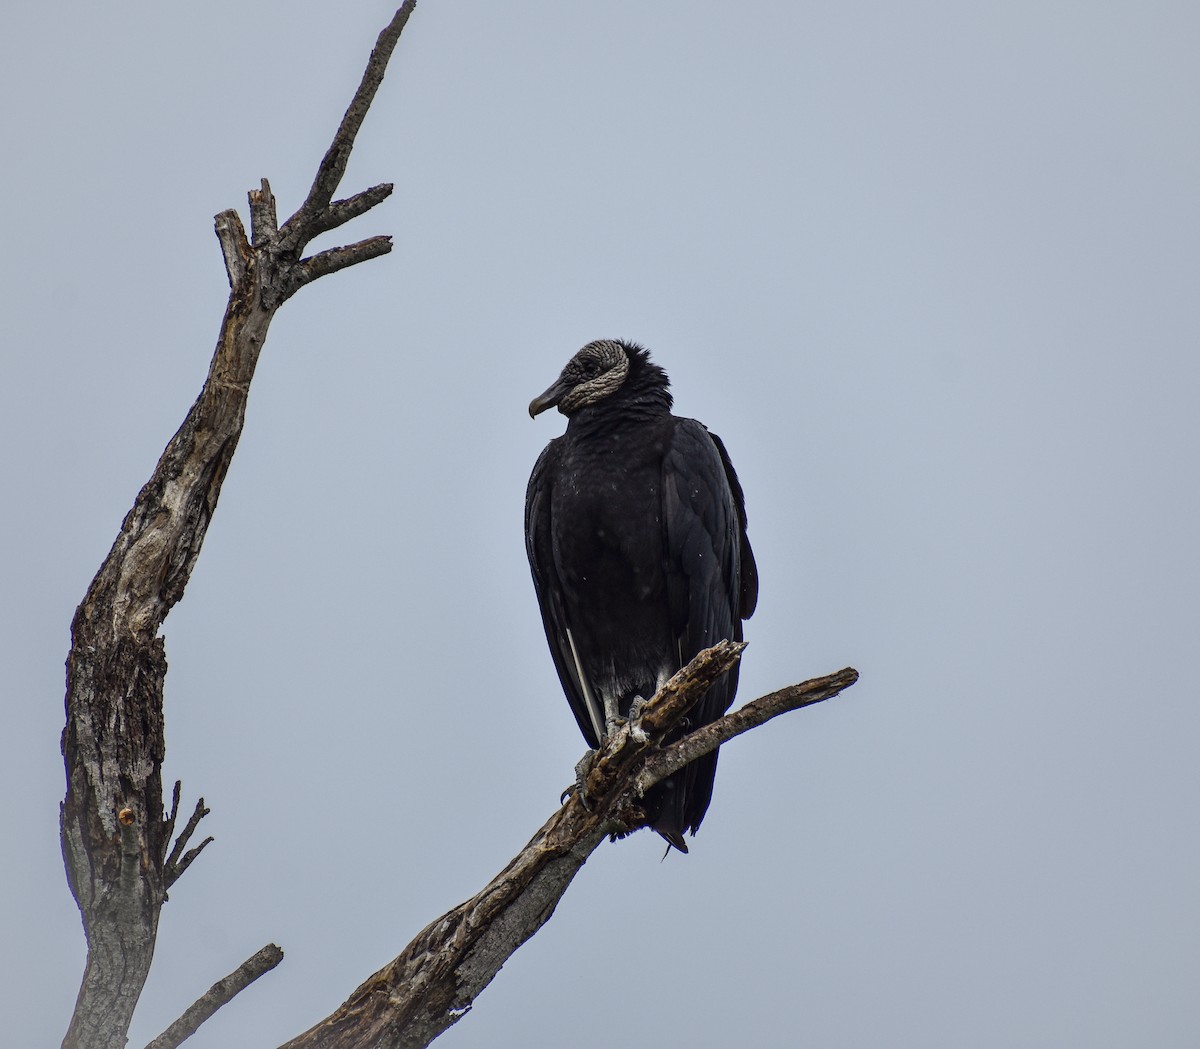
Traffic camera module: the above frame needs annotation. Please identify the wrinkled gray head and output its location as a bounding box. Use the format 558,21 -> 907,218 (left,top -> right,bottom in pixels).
528,340 -> 631,418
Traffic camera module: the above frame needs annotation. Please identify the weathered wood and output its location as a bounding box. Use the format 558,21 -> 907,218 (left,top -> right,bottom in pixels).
277,646 -> 859,1049
249,178 -> 279,247
143,944 -> 285,1049
635,666 -> 860,795
59,283 -> 270,1047
59,6 -> 417,1047
278,4 -> 414,258
162,792 -> 213,893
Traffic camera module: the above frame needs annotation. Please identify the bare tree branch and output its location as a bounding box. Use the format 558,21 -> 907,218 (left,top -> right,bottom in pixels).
279,2 -> 415,253
163,795 -> 213,892
284,235 -> 395,300
59,7 -> 418,1048
143,945 -> 285,1049
276,647 -> 859,1049
635,667 -> 860,795
313,183 -> 396,237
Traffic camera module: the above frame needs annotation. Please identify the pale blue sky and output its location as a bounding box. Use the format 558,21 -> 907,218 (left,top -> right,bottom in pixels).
3,2 -> 1198,1047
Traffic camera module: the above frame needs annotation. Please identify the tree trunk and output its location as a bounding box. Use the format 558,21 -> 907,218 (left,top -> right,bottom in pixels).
59,5 -> 415,1045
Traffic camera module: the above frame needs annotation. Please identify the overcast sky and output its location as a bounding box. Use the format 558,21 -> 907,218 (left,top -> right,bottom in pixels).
4,2 -> 1198,1047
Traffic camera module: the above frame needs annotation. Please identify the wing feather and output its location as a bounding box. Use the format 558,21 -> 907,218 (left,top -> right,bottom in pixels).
525,441 -> 603,748
659,419 -> 755,834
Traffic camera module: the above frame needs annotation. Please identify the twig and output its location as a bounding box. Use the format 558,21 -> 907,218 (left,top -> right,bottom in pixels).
164,836 -> 215,893
285,235 -> 394,299
313,183 -> 396,237
143,944 -> 284,1049
163,795 -> 211,888
634,667 -> 860,797
161,780 -> 183,851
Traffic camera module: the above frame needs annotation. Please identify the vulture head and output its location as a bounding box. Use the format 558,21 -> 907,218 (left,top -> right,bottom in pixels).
528,339 -> 671,418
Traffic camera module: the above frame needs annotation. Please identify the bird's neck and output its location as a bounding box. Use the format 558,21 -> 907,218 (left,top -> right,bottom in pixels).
566,398 -> 670,439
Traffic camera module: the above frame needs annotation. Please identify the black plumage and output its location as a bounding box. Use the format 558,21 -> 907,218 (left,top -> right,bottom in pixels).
525,339 -> 757,851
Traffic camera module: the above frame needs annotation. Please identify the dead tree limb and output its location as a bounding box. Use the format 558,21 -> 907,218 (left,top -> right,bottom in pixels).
277,647 -> 859,1049
58,6 -> 417,1049
143,944 -> 285,1049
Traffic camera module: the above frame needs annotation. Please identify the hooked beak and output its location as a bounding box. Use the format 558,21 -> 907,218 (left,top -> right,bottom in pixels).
528,376 -> 573,419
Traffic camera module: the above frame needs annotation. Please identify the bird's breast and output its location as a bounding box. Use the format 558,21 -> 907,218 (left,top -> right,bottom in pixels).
552,453 -> 665,603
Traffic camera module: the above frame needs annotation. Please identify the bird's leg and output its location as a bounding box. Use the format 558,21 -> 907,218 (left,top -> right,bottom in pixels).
603,691 -> 648,742
564,684 -> 661,809
626,695 -> 650,743
626,670 -> 670,744
603,692 -> 624,740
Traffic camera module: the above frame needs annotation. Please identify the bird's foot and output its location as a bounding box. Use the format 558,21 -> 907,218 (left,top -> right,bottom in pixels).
605,694 -> 652,743
561,750 -> 598,810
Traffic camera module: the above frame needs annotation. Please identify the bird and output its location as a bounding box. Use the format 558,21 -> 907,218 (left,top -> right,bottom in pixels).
524,339 -> 757,852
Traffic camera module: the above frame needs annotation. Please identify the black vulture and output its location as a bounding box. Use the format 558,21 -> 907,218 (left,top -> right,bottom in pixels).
525,339 -> 757,852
